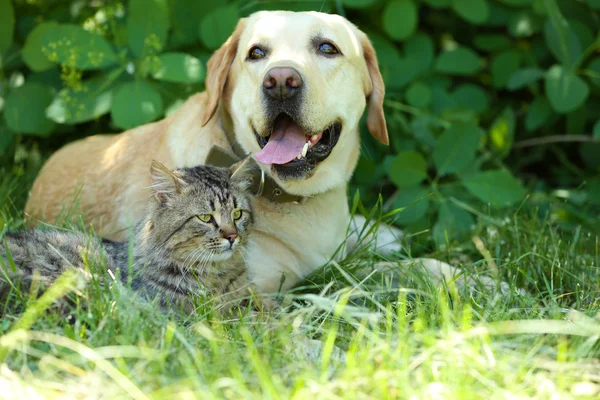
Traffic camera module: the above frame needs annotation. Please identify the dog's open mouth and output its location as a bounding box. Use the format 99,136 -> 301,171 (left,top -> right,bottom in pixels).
254,114 -> 341,168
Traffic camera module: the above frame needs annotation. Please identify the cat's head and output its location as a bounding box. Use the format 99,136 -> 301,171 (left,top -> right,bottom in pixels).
146,158 -> 255,265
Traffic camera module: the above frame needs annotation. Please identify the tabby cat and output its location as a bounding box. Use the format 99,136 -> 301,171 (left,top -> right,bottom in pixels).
0,158 -> 276,314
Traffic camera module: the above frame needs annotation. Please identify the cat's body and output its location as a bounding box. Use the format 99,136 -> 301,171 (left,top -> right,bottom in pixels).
0,160 -> 274,314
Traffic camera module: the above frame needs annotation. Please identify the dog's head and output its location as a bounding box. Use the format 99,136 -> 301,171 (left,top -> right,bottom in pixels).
201,11 -> 387,196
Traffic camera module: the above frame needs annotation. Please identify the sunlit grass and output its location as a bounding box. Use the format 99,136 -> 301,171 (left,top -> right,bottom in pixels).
0,160 -> 599,399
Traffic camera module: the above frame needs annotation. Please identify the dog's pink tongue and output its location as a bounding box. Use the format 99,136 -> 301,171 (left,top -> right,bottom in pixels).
255,118 -> 306,165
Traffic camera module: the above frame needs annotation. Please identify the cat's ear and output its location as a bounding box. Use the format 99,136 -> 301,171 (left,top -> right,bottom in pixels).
229,156 -> 254,191
150,160 -> 185,205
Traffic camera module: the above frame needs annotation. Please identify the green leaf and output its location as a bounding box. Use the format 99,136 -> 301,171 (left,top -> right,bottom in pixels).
3,83 -> 56,136
405,82 -> 432,108
452,84 -> 489,114
46,72 -> 120,124
525,97 -> 553,131
422,0 -> 451,7
452,0 -> 489,24
433,202 -> 474,246
587,57 -> 600,88
111,81 -> 163,129
463,170 -> 526,207
588,0 -> 600,10
169,0 -> 219,47
392,186 -> 431,225
434,47 -> 482,75
152,53 -> 205,83
0,0 -> 15,54
342,0 -> 379,8
405,34 -> 434,72
41,24 -> 118,70
588,177 -> 600,205
199,5 -> 238,51
22,22 -> 59,72
489,107 -> 515,158
508,11 -> 543,37
388,151 -> 428,188
433,121 -> 483,176
382,0 -> 418,41
593,120 -> 600,139
128,0 -> 170,58
473,35 -> 512,52
543,1 -> 582,67
491,50 -> 521,88
507,67 -> 545,90
499,0 -> 531,4
544,65 -> 589,114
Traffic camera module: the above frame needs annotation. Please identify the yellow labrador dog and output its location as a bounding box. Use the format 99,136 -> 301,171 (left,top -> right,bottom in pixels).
25,11 -> 500,295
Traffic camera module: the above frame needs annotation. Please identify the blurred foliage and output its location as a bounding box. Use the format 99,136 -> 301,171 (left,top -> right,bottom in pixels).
0,0 -> 599,245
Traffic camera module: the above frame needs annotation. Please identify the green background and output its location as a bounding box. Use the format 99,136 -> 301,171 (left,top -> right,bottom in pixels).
0,0 -> 599,244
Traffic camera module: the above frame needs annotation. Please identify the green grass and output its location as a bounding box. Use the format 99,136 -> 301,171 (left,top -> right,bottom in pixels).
1,159 -> 600,399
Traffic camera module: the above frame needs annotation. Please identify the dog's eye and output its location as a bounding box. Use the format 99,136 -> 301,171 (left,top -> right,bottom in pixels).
248,46 -> 266,60
318,42 -> 340,56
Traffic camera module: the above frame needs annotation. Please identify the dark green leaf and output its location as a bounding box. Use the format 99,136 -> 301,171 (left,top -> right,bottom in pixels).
47,72 -> 121,124
544,1 -> 582,67
405,34 -> 434,72
152,53 -> 205,83
0,126 -> 13,154
22,22 -> 58,72
128,0 -> 170,58
507,67 -> 545,90
566,105 -> 587,136
392,186 -> 431,225
41,24 -> 118,70
342,0 -> 379,8
498,0 -> 532,5
588,0 -> 600,10
452,84 -> 489,114
433,202 -> 475,246
3,83 -> 55,136
491,50 -> 521,88
588,177 -> 600,205
111,81 -> 163,129
388,151 -> 428,188
0,0 -> 15,54
169,0 -> 219,47
199,5 -> 238,50
544,65 -> 589,114
489,107 -> 515,158
593,120 -> 600,139
526,97 -> 553,131
405,82 -> 432,108
473,35 -> 512,52
382,0 -> 418,41
508,11 -> 543,37
452,0 -> 490,24
463,170 -> 526,207
433,121 -> 483,176
587,57 -> 600,88
423,0 -> 451,7
435,47 -> 482,75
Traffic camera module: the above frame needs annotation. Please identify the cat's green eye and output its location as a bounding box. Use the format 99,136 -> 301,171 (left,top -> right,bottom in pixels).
197,214 -> 212,223
232,209 -> 242,220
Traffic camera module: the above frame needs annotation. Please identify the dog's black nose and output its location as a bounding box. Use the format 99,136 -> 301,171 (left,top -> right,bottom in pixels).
262,67 -> 302,100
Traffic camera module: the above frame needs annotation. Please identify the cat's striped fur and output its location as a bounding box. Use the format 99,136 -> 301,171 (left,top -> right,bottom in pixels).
0,159 -> 276,314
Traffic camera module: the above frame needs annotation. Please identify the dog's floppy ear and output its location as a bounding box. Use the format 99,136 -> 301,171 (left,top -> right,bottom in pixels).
200,18 -> 248,127
361,36 -> 389,146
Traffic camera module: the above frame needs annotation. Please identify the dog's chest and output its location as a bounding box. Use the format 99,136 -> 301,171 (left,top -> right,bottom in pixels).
245,188 -> 349,293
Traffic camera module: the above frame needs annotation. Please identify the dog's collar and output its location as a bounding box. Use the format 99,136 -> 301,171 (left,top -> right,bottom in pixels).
206,145 -> 307,204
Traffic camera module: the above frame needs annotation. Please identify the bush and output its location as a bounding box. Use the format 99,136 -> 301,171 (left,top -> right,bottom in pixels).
0,0 -> 599,243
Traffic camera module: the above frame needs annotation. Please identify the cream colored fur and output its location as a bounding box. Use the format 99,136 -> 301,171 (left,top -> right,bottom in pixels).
25,11 -> 493,296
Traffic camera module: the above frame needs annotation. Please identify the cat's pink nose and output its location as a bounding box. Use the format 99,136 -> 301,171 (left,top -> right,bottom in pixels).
224,232 -> 238,245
